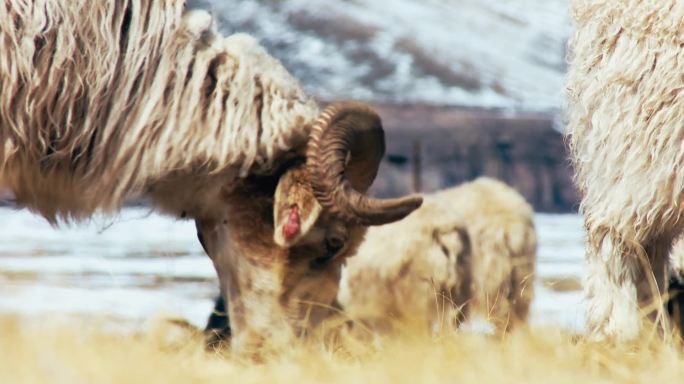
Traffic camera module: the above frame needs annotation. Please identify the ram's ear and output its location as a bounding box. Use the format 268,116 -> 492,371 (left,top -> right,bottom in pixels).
273,165 -> 323,247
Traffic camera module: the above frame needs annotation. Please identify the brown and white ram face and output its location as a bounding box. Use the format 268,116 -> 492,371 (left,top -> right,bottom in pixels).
197,102 -> 423,354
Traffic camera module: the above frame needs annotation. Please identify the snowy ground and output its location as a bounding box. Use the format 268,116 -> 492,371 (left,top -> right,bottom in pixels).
0,208 -> 585,332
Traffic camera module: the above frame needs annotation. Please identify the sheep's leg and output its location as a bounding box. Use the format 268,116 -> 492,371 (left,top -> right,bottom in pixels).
448,289 -> 470,329
637,238 -> 670,337
585,231 -> 670,341
204,295 -> 231,349
196,221 -> 232,349
667,272 -> 684,338
487,287 -> 513,334
450,227 -> 472,330
666,236 -> 684,338
507,257 -> 535,331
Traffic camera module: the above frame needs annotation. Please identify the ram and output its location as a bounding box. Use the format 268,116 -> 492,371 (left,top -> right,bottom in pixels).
566,0 -> 684,341
0,1 -> 422,353
337,177 -> 536,334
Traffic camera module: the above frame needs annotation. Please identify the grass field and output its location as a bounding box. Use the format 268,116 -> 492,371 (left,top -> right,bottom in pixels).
0,211 -> 668,382
2,316 -> 683,384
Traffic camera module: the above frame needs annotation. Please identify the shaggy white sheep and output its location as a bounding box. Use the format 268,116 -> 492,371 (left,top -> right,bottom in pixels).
338,177 -> 536,334
565,0 -> 684,341
1,0 -> 318,221
0,1 -> 423,353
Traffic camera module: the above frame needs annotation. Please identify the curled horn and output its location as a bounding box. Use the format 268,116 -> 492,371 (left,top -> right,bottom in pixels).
306,101 -> 423,225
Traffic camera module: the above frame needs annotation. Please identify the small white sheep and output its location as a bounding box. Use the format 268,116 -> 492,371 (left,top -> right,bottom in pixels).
338,177 -> 537,334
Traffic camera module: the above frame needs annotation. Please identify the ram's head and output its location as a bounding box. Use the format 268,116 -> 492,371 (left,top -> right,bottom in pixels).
198,101 -> 422,354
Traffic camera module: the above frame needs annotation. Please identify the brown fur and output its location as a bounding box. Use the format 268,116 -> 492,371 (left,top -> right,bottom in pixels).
197,164 -> 367,354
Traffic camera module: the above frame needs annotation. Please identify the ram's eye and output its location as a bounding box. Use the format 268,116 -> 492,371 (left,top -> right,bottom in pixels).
310,236 -> 347,271
325,236 -> 345,254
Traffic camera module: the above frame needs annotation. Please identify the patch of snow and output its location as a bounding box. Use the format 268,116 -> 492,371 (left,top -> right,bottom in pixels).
0,208 -> 587,332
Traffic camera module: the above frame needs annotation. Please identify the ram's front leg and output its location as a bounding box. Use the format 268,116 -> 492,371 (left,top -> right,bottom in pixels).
196,219 -> 232,349
204,295 -> 231,350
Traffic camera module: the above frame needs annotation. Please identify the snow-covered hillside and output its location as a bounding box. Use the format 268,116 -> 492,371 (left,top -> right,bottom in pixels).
190,0 -> 570,111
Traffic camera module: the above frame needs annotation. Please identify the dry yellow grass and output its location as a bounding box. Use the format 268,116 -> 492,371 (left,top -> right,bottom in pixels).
2,316 -> 684,384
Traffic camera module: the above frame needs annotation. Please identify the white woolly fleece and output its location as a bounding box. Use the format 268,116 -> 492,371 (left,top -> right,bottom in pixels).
0,0 -> 319,221
565,0 -> 684,340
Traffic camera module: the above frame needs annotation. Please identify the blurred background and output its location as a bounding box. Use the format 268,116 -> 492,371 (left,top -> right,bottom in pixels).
0,1 -> 585,333
191,0 -> 576,212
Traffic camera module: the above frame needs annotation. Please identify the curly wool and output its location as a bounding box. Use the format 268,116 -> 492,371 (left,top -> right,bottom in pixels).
565,0 -> 684,340
566,0 -> 684,247
0,0 -> 318,222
